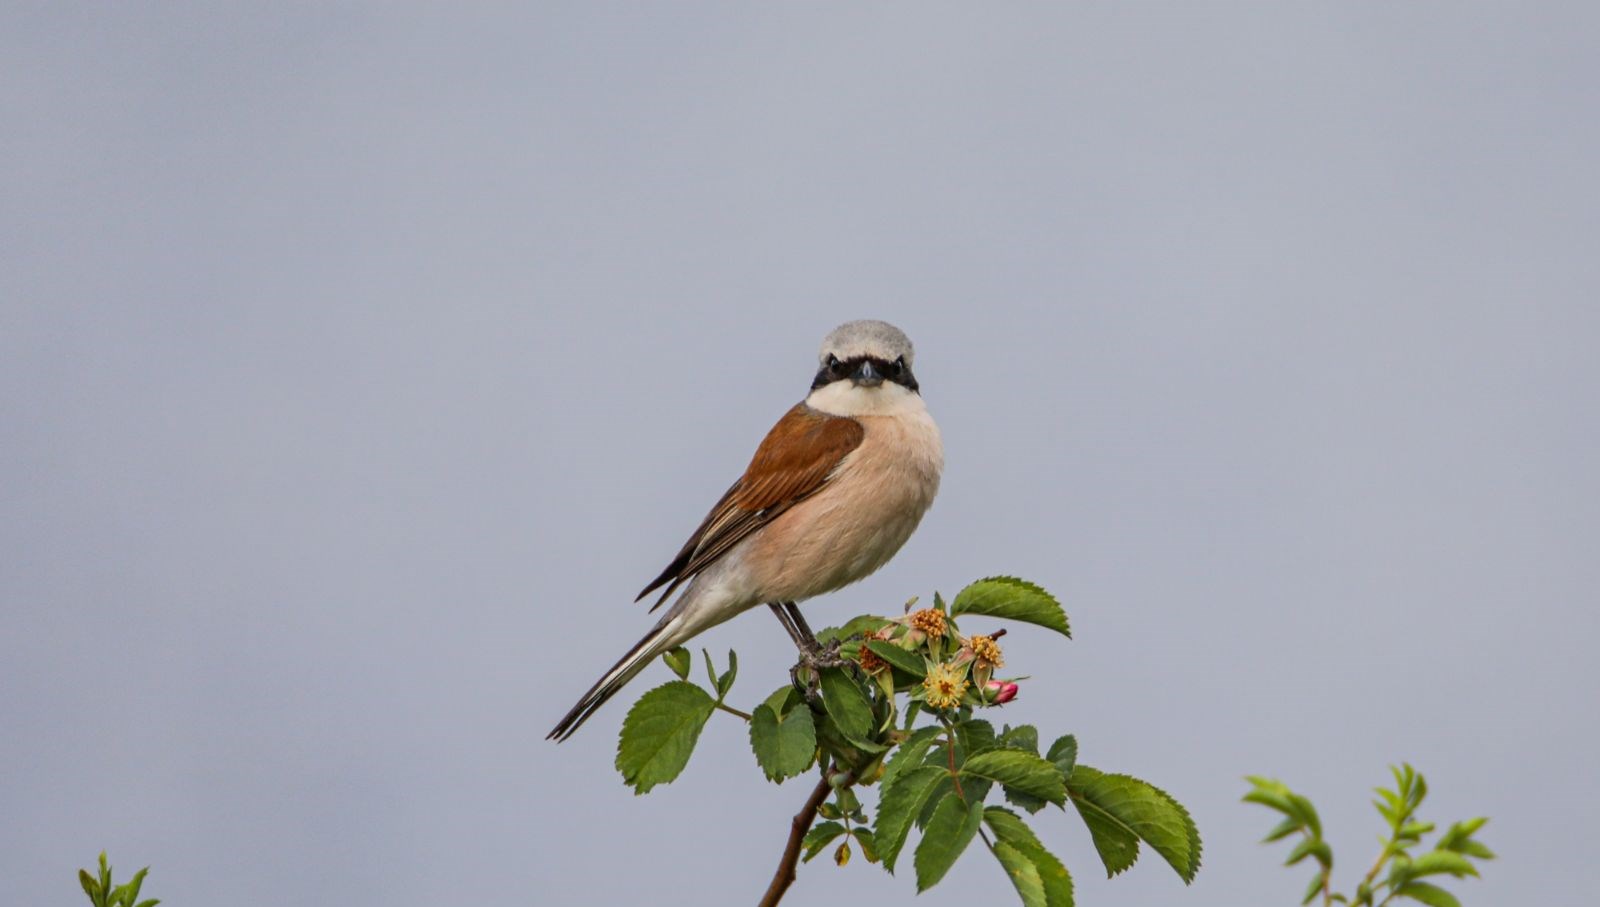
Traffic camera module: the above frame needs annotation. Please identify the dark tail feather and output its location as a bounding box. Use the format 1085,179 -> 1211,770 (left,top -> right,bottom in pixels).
547,618 -> 679,742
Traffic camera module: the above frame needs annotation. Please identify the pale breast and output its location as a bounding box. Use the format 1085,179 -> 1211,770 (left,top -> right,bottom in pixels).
748,408 -> 943,603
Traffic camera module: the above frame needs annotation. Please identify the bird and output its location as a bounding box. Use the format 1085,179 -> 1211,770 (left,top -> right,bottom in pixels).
548,320 -> 944,741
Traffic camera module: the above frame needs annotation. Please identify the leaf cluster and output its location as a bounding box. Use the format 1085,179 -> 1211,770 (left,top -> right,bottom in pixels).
1246,765 -> 1493,907
610,576 -> 1202,906
78,853 -> 159,907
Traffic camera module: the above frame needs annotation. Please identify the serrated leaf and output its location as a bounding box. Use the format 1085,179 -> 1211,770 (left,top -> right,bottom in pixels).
874,766 -> 947,873
993,841 -> 1048,907
986,807 -> 1076,907
802,821 -> 846,862
950,576 -> 1070,638
819,667 -> 875,743
865,640 -> 927,677
1068,765 -> 1201,883
662,646 -> 691,680
956,719 -> 996,760
614,681 -> 715,794
962,749 -> 1066,805
1007,787 -> 1049,814
1076,794 -> 1140,876
1046,735 -> 1077,776
1396,881 -> 1461,907
914,793 -> 985,891
881,726 -> 943,790
749,703 -> 817,782
1000,724 -> 1040,754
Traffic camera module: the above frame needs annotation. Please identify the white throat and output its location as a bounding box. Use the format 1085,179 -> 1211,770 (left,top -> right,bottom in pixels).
805,381 -> 926,418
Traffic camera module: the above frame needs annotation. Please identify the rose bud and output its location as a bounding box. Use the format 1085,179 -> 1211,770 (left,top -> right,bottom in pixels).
985,680 -> 1019,704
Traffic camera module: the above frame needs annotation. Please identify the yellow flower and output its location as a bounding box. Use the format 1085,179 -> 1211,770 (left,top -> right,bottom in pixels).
922,661 -> 969,710
909,608 -> 947,640
969,634 -> 1004,669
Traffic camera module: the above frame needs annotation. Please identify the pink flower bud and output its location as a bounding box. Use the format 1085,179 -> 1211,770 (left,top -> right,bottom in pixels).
985,680 -> 1019,704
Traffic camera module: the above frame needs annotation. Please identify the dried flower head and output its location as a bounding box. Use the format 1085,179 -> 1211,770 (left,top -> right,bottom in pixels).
857,644 -> 889,676
909,608 -> 947,640
969,634 -> 1004,669
922,661 -> 969,710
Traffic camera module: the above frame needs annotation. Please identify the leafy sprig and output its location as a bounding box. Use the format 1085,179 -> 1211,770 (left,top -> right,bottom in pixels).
1246,765 -> 1493,907
611,575 -> 1202,905
78,853 -> 159,907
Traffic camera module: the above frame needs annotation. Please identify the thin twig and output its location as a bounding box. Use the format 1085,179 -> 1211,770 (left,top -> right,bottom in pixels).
714,701 -> 753,722
758,770 -> 835,907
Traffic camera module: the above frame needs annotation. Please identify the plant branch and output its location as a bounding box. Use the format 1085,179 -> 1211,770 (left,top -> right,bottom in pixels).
714,701 -> 753,722
758,770 -> 835,907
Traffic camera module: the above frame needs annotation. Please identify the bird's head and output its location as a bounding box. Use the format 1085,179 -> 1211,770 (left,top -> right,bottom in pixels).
806,320 -> 922,416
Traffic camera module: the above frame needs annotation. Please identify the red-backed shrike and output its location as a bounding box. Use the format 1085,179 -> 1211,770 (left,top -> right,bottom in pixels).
548,320 -> 943,741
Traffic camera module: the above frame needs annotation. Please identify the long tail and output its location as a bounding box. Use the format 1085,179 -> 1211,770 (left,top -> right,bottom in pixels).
547,615 -> 685,742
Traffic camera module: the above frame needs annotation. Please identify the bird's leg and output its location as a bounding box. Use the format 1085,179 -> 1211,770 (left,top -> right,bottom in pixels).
769,603 -> 824,703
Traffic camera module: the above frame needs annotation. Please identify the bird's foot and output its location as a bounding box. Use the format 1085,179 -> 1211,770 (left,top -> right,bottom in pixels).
800,638 -> 850,671
789,639 -> 854,706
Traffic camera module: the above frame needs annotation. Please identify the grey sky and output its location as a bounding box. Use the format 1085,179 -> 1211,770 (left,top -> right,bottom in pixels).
3,4 -> 1597,906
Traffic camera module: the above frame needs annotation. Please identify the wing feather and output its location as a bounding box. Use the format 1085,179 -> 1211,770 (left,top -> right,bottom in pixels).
636,404 -> 864,610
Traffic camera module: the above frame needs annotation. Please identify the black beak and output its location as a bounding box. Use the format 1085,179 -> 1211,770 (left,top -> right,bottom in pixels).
853,359 -> 884,387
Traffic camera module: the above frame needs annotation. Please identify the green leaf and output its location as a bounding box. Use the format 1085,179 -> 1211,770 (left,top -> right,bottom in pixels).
1459,840 -> 1496,860
1403,851 -> 1479,880
79,870 -> 100,903
874,766 -> 947,873
880,726 -> 943,790
1000,724 -> 1040,753
817,614 -> 892,644
614,681 -> 716,794
123,867 -> 148,906
1286,837 -> 1332,868
661,646 -> 691,680
993,841 -> 1048,907
914,793 -> 985,891
1045,735 -> 1077,777
852,827 -> 880,863
962,749 -> 1067,805
950,576 -> 1070,638
1068,765 -> 1201,883
985,807 -> 1076,907
134,901 -> 160,907
1076,794 -> 1140,876
819,668 -> 875,743
865,640 -> 927,677
718,649 -> 738,697
1301,872 -> 1324,905
956,719 -> 997,760
801,821 -> 846,863
762,684 -> 798,718
749,704 -> 817,782
1396,881 -> 1461,907
1261,816 -> 1302,843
